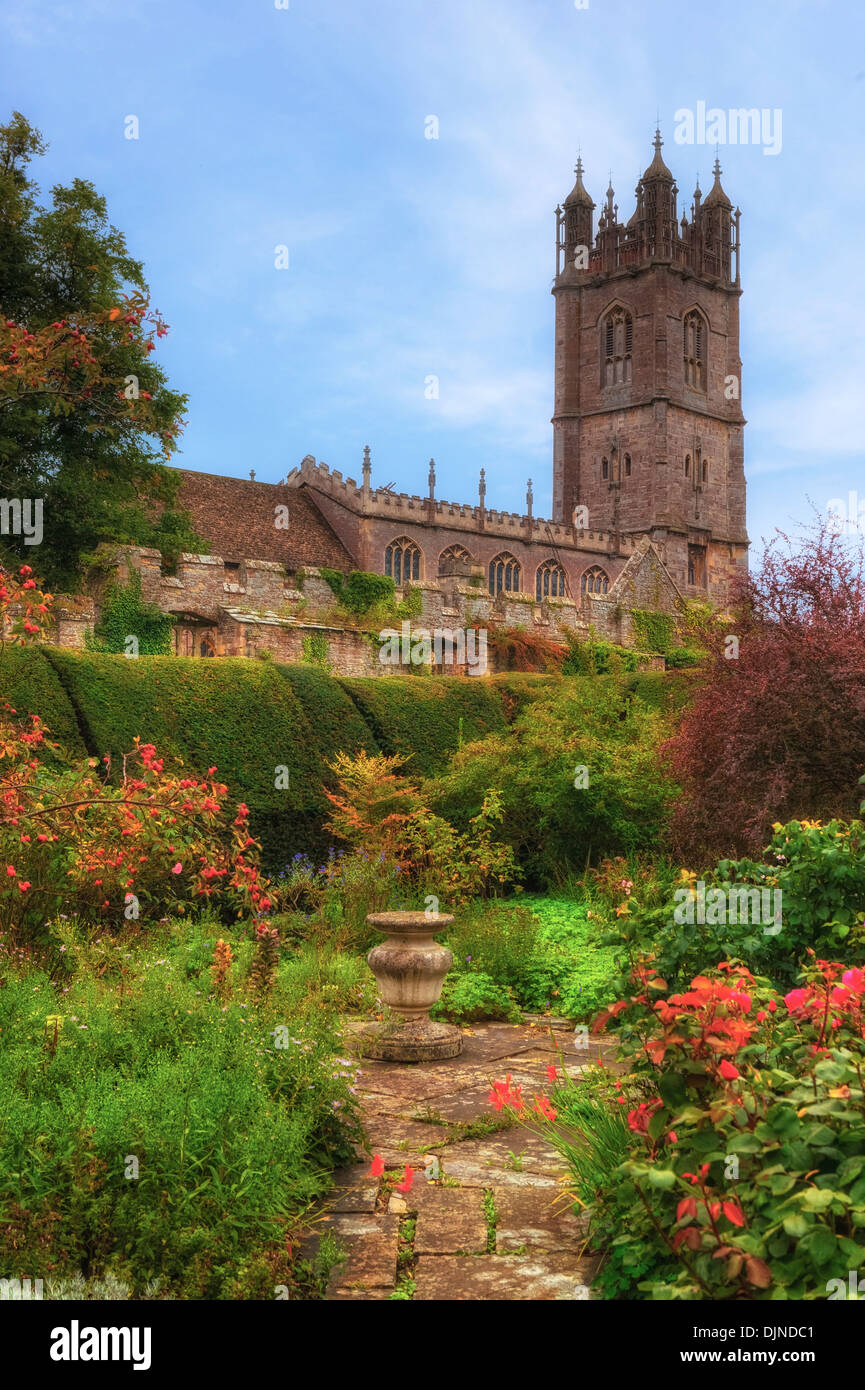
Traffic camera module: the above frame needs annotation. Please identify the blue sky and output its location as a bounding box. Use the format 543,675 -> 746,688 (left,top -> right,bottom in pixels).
2,0 -> 863,554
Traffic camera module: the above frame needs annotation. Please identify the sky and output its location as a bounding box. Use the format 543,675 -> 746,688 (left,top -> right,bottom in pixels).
1,0 -> 863,555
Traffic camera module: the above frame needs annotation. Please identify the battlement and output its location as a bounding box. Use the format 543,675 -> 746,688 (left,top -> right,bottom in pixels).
286,454 -> 641,555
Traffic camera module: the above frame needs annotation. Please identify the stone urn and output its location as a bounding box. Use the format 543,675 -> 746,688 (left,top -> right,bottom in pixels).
360,911 -> 463,1062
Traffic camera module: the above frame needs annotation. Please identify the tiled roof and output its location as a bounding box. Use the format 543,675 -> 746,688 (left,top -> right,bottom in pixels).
173,468 -> 355,571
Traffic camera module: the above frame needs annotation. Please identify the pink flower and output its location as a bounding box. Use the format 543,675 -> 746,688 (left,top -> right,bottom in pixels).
171,863 -> 183,875
395,1164 -> 414,1193
842,968 -> 865,995
784,988 -> 810,1014
369,1155 -> 385,1177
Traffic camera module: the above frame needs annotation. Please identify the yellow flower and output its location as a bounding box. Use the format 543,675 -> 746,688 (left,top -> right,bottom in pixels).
771,822 -> 783,832
615,902 -> 631,917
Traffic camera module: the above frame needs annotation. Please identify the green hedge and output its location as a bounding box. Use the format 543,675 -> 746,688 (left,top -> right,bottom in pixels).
42,652 -> 333,871
277,663 -> 380,765
0,647 -> 87,760
487,674 -> 559,722
337,676 -> 509,777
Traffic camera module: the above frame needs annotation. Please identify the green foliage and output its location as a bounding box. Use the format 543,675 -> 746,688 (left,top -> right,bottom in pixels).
587,960 -> 865,1300
0,920 -> 363,1298
562,634 -> 653,675
87,571 -> 175,655
428,677 -> 676,886
341,570 -> 396,615
0,646 -> 86,759
42,650 -> 329,870
318,568 -> 344,599
604,818 -> 865,992
300,632 -> 332,673
630,609 -> 676,654
0,112 -> 196,589
431,971 -> 521,1023
338,677 -> 508,777
664,645 -> 705,669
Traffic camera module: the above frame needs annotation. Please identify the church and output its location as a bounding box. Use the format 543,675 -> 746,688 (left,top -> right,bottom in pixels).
79,130 -> 749,670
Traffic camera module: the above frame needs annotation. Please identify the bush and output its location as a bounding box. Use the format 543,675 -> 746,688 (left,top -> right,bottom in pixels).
604,817 -> 865,993
42,650 -> 328,869
666,521 -> 865,859
0,646 -> 87,759
630,609 -> 677,654
431,971 -> 520,1023
428,678 -> 676,887
338,676 -> 508,777
584,958 -> 865,1299
0,922 -> 364,1298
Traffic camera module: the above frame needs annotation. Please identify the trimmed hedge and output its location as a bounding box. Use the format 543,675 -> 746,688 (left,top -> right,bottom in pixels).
42,652 -> 332,870
277,663 -> 380,765
0,647 -> 88,760
337,676 -> 509,777
487,673 -> 559,723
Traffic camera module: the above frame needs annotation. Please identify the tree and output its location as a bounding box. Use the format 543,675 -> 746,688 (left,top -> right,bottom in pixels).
0,111 -> 201,588
665,519 -> 865,860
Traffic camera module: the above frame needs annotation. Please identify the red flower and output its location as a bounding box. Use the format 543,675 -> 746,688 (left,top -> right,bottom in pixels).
533,1096 -> 557,1121
546,1064 -> 557,1083
395,1164 -> 414,1193
369,1155 -> 385,1178
719,1059 -> 739,1080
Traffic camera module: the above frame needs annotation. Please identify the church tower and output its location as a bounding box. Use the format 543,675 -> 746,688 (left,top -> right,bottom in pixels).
551,131 -> 749,603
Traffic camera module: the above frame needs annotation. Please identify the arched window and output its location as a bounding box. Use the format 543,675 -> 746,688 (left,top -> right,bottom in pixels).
438,543 -> 474,575
581,566 -> 609,597
624,453 -> 632,477
702,458 -> 709,483
489,553 -> 521,596
385,537 -> 421,584
200,636 -> 215,658
684,310 -> 706,390
685,453 -> 691,477
602,307 -> 633,387
602,457 -> 609,480
536,560 -> 567,601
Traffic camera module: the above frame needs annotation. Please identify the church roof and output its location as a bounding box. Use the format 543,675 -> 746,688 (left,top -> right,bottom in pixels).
174,468 -> 356,571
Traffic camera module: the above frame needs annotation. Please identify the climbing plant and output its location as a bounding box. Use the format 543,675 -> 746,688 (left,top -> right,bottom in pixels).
87,571 -> 175,655
630,608 -> 676,654
301,632 -> 332,673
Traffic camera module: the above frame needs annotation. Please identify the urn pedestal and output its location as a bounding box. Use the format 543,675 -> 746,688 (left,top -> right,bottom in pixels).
360,911 -> 463,1062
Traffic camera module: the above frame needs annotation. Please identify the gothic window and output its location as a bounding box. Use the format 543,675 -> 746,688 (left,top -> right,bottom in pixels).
684,310 -> 706,390
581,565 -> 609,597
602,458 -> 609,480
687,545 -> 707,588
536,560 -> 567,601
624,453 -> 632,477
685,454 -> 691,477
602,308 -> 633,387
385,537 -> 421,584
200,636 -> 215,658
489,553 -> 521,596
702,458 -> 709,483
438,544 -> 473,575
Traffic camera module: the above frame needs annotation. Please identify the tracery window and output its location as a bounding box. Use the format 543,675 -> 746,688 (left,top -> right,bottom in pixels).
385,537 -> 421,584
581,566 -> 609,597
489,553 -> 521,596
536,560 -> 567,601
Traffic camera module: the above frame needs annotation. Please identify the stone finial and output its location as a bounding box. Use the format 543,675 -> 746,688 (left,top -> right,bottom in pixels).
526,478 -> 533,522
479,468 -> 486,504
428,457 -> 436,499
362,444 -> 371,480
249,469 -> 256,481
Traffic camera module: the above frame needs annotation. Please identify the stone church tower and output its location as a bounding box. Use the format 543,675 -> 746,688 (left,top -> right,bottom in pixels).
551,131 -> 749,602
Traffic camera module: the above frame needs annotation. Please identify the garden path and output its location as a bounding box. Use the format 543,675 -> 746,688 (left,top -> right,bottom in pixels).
315,1018 -> 619,1300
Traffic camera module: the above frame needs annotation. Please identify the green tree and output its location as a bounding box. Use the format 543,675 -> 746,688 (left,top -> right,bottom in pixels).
0,111 -> 201,588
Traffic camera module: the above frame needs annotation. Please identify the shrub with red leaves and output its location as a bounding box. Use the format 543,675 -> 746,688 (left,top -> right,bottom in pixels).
665,521 -> 865,860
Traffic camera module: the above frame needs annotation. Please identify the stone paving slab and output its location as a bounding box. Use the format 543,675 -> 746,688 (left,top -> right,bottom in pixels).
494,1187 -> 589,1253
413,1188 -> 488,1255
413,1253 -> 597,1301
440,1131 -> 566,1188
321,1212 -> 400,1292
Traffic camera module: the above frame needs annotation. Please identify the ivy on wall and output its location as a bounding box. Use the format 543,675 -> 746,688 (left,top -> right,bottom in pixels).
301,632 -> 332,672
630,608 -> 677,655
87,571 -> 175,655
